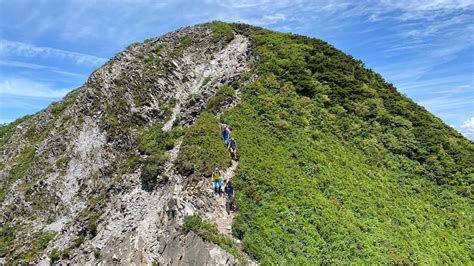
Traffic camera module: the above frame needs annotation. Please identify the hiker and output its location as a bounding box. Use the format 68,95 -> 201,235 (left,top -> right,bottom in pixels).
221,125 -> 231,146
224,181 -> 235,215
228,138 -> 237,160
211,168 -> 223,194
166,196 -> 178,220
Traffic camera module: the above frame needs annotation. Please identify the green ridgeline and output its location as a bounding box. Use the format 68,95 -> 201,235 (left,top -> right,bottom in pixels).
208,22 -> 474,264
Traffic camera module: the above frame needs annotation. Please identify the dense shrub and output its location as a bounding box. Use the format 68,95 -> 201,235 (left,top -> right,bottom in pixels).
206,86 -> 235,113
141,154 -> 169,188
206,21 -> 234,43
217,23 -> 474,264
138,124 -> 183,188
176,111 -> 230,177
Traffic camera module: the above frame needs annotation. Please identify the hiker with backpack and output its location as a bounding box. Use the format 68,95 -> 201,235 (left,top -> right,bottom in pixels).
221,125 -> 231,146
211,168 -> 223,195
224,180 -> 235,215
228,138 -> 237,160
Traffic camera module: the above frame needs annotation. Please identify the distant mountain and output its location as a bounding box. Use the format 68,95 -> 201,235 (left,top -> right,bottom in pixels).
0,22 -> 472,265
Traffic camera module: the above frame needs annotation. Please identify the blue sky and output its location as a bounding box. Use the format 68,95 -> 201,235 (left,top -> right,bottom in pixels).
0,0 -> 473,139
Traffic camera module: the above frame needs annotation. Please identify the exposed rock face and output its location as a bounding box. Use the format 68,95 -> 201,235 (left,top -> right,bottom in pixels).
0,24 -> 252,265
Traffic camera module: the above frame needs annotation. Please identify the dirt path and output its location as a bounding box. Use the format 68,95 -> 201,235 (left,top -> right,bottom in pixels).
208,160 -> 239,236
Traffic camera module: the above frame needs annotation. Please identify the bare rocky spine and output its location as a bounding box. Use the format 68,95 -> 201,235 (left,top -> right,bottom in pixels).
0,24 -> 252,265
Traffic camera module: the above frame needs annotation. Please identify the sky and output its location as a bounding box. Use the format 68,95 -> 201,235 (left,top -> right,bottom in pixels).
0,0 -> 473,139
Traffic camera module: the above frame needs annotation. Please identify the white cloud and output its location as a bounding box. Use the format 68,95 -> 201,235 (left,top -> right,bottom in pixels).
0,60 -> 85,78
0,39 -> 107,66
0,78 -> 71,98
379,0 -> 474,12
259,13 -> 288,25
365,0 -> 474,21
458,117 -> 474,140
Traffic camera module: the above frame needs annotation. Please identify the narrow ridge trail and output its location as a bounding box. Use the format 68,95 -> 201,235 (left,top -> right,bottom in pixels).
207,159 -> 239,236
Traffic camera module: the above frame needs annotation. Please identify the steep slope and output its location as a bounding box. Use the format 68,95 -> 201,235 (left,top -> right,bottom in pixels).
222,24 -> 473,264
0,22 -> 473,264
0,22 -> 252,265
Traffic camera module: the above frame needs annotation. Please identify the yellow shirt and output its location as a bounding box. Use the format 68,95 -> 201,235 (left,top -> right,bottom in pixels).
212,171 -> 222,181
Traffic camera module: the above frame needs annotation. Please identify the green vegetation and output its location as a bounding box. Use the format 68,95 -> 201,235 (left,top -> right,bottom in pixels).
50,89 -> 80,117
119,155 -> 140,176
170,36 -> 192,58
49,247 -> 73,262
1,22 -> 472,264
183,215 -> 246,263
86,214 -> 99,237
0,147 -> 35,203
55,154 -> 70,169
206,86 -> 235,114
176,111 -> 230,176
138,124 -> 184,187
0,223 -> 14,258
212,23 -> 474,263
0,91 -> 73,203
202,76 -> 212,86
206,21 -> 234,43
0,222 -> 56,265
24,122 -> 57,144
62,248 -> 72,259
49,248 -> 61,263
74,236 -> 85,248
94,249 -> 102,260
159,101 -> 175,120
143,44 -> 164,72
144,36 -> 191,74
0,115 -> 31,146
141,154 -> 168,186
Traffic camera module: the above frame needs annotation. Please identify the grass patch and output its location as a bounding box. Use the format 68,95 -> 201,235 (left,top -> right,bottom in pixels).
0,223 -> 56,265
0,147 -> 35,203
0,115 -> 31,146
50,89 -> 80,117
176,111 -> 230,177
183,215 -> 247,263
170,36 -> 192,58
49,248 -> 61,263
138,124 -> 184,188
206,86 -> 235,114
0,223 -> 14,258
73,236 -> 85,248
55,154 -> 70,169
202,76 -> 212,86
207,21 -> 234,43
143,44 -> 165,73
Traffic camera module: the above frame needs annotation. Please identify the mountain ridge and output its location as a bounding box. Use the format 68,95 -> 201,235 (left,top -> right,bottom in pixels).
0,21 -> 472,264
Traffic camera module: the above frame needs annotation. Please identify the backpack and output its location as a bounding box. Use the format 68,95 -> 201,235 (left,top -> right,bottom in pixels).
229,139 -> 236,148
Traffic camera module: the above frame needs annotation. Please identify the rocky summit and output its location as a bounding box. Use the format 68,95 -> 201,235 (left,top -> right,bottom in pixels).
0,22 -> 472,265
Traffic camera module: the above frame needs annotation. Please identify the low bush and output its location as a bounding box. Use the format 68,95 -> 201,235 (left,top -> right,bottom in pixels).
183,215 -> 246,263
207,21 -> 234,43
176,112 -> 230,177
138,124 -> 184,188
206,86 -> 235,114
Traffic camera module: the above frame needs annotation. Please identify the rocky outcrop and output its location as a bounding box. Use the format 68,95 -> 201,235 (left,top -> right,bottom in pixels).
0,24 -> 252,265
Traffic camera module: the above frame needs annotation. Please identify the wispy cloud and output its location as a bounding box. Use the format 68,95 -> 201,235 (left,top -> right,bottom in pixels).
0,39 -> 107,66
0,59 -> 85,78
458,117 -> 474,140
365,0 -> 474,21
0,0 -> 472,135
0,78 -> 71,99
